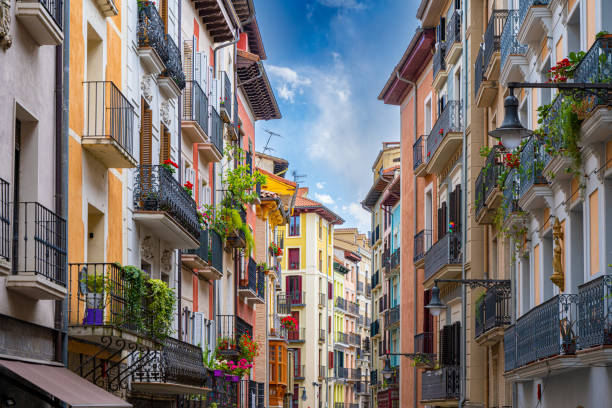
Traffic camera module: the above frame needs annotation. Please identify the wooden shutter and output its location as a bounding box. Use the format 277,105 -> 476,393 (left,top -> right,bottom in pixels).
329,351 -> 334,369
454,185 -> 462,232
160,0 -> 168,32
296,276 -> 302,304
440,325 -> 451,366
291,311 -> 300,330
160,124 -> 171,163
328,316 -> 331,332
328,282 -> 333,300
452,322 -> 461,365
140,100 -> 152,165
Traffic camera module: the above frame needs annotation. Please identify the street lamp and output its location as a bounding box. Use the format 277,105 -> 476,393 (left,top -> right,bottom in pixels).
382,357 -> 394,380
298,386 -> 307,401
490,81 -> 612,150
425,279 -> 511,317
424,284 -> 446,317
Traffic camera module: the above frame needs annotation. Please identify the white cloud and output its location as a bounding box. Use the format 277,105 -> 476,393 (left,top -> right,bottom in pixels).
344,202 -> 370,233
267,65 -> 312,103
314,193 -> 335,205
316,182 -> 326,189
316,0 -> 366,10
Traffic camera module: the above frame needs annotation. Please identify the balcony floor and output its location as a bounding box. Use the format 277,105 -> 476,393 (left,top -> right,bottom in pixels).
425,132 -> 462,175
131,381 -> 211,395
82,137 -> 137,168
6,273 -> 66,300
68,326 -> 159,350
134,211 -> 200,249
181,121 -> 208,144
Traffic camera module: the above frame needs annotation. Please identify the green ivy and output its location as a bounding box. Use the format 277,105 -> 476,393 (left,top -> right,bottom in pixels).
147,279 -> 176,340
121,265 -> 148,332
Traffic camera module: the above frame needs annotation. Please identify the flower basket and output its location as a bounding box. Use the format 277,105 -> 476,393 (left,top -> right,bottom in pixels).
213,369 -> 224,377
281,316 -> 297,331
230,375 -> 240,382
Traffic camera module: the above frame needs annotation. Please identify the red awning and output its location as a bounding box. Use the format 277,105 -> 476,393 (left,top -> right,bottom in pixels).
0,359 -> 132,408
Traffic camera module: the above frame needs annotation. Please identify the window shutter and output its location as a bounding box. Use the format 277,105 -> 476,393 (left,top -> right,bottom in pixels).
328,316 -> 331,332
452,321 -> 461,365
207,319 -> 216,354
328,282 -> 333,300
297,276 -> 302,304
184,40 -> 194,81
160,125 -> 171,163
329,351 -> 334,369
192,312 -> 205,348
454,185 -> 462,232
140,101 -> 152,165
160,0 -> 168,32
440,17 -> 446,41
440,325 -> 450,366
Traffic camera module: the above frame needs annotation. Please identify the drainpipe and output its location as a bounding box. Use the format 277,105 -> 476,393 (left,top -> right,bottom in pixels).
394,70 -> 418,408
55,0 -> 70,367
460,3 -> 468,407
177,0 -> 183,342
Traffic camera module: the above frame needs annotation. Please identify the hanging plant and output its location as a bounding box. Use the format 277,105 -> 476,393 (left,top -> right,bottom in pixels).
147,279 -> 176,340
280,316 -> 297,331
161,158 -> 178,174
184,181 -> 194,196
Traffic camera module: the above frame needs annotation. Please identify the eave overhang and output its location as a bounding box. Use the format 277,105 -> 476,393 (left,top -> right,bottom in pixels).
193,0 -> 238,42
381,175 -> 401,207
237,50 -> 281,120
294,205 -> 344,225
361,173 -> 393,211
378,28 -> 435,105
230,0 -> 266,59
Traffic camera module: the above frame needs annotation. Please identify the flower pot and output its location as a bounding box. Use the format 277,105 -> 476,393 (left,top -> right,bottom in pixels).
231,375 -> 240,382
83,308 -> 103,325
213,370 -> 223,377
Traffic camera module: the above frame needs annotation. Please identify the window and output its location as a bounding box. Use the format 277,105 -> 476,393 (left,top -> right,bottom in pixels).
288,248 -> 300,270
328,282 -> 333,299
318,218 -> 322,239
286,276 -> 302,304
318,250 -> 323,272
289,215 -> 300,236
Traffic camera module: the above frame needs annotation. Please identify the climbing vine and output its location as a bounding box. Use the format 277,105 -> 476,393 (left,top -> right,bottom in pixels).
147,279 -> 176,340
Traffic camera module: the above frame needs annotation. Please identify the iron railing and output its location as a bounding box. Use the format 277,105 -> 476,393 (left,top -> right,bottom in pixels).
240,257 -> 258,293
21,0 -> 63,29
474,285 -> 511,338
379,294 -> 388,313
277,293 -> 291,315
83,81 -> 134,157
504,294 -> 578,371
502,168 -> 520,218
413,136 -> 424,169
319,328 -> 325,342
183,81 -> 208,135
500,10 -> 526,72
0,178 -> 9,261
370,370 -> 378,386
183,228 -> 209,263
426,100 -> 462,161
210,106 -> 224,156
288,327 -> 305,342
484,10 -> 509,73
517,137 -> 547,199
382,248 -> 390,271
209,229 -> 223,273
354,381 -> 368,394
289,291 -> 305,305
366,282 -> 372,296
138,4 -> 168,62
132,337 -> 207,387
294,364 -> 305,379
504,325 -> 516,372
14,202 -> 67,286
389,248 -> 400,271
424,233 -> 462,282
475,145 -> 503,217
370,319 -> 380,337
414,229 -> 431,262
385,305 -> 400,328
433,45 -> 446,79
421,366 -> 460,400
335,296 -> 347,311
519,0 -> 549,28
216,314 -> 252,350
68,263 -> 153,337
256,267 -> 265,299
349,333 -> 361,346
578,275 -> 612,350
336,331 -> 349,345
348,368 -> 361,380
347,300 -> 360,315
221,71 -> 232,109
475,46 -> 485,97
335,366 -> 349,379
573,37 -> 612,111
414,332 -> 434,354
372,270 -> 379,288
362,337 -> 370,351
445,10 -> 461,49
206,375 -> 238,408
163,34 -> 186,89
133,165 -> 200,240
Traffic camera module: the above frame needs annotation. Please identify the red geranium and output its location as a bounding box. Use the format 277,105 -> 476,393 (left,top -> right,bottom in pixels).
281,316 -> 298,331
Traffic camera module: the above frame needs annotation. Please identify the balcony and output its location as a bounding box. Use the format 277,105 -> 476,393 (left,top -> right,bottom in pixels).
16,0 -> 63,46
182,81 -> 209,145
504,294 -> 579,378
378,294 -> 388,313
366,283 -> 372,297
288,328 -> 305,343
133,165 -> 200,248
432,45 -> 447,89
517,0 -> 551,47
225,207 -> 247,249
277,293 -> 291,316
425,101 -> 463,175
131,337 -> 209,394
474,145 -> 504,224
413,136 -> 426,176
501,169 -> 526,231
216,314 -> 252,357
207,107 -> 224,162
159,34 -> 186,97
137,4 -> 167,75
424,233 -> 462,285
319,365 -> 326,379
444,10 -> 462,64
348,368 -> 361,382
239,257 -> 265,305
573,37 -> 612,146
500,10 -> 527,85
385,305 -> 400,329
182,229 -> 223,280
541,95 -> 574,183
362,337 -> 370,352
385,248 -> 399,278
577,275 -> 612,363
483,10 -> 508,81
370,319 -> 380,338
474,286 -> 511,345
414,332 -> 434,355
517,137 -> 551,211
346,300 -> 360,316
349,333 -> 361,347
335,296 -> 347,312
335,366 -> 349,380
294,364 -> 305,380
82,81 -> 136,168
354,381 -> 368,395
370,370 -> 378,386
413,229 -> 431,268
5,202 -> 67,300
421,366 -> 460,402
289,291 -> 306,307
372,270 -> 380,289
336,332 -> 349,347
67,263 -> 157,348
381,248 -> 390,273
219,71 -> 232,123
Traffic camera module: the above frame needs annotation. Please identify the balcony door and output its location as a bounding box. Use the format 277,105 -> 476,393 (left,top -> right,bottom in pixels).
286,275 -> 302,304
289,311 -> 299,341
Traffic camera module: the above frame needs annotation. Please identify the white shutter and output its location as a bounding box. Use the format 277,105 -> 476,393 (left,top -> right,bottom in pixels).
192,312 -> 205,348
200,53 -> 208,91
193,45 -> 200,85
206,320 -> 216,353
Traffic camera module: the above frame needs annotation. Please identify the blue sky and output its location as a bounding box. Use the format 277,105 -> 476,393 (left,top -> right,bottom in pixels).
254,0 -> 419,232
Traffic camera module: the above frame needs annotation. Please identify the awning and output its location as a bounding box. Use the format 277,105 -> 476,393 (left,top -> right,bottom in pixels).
0,359 -> 132,408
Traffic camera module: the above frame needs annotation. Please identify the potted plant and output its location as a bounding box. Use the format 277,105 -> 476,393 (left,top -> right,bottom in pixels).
160,158 -> 178,174
280,316 -> 297,331
269,242 -> 282,262
81,273 -> 105,325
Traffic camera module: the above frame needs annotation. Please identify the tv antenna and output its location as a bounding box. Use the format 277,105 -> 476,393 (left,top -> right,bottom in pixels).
292,170 -> 306,184
256,129 -> 283,167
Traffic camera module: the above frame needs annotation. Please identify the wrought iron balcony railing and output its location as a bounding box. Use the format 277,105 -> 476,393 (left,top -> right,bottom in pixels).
132,337 -> 207,387
83,81 -> 135,157
183,229 -> 223,277
502,168 -> 520,219
349,333 -> 361,346
163,34 -> 186,90
421,366 -> 460,401
445,10 -> 461,48
379,294 -> 388,313
210,106 -> 224,156
294,364 -> 305,379
504,294 -> 578,371
221,71 -> 232,111
414,332 -> 434,354
277,292 -> 291,315
289,291 -> 305,306
347,300 -> 360,315
138,4 -> 168,62
0,178 -> 8,261
414,229 -> 431,262
433,44 -> 446,79
424,233 -> 462,282
335,366 -> 348,379
385,305 -> 400,328
483,10 -> 509,73
216,314 -> 252,354
288,327 -> 305,342
517,137 -> 547,199
335,296 -> 347,311
413,135 -> 424,169
572,37 -> 612,112
134,165 -> 200,239
475,145 -> 503,217
518,0 -> 549,27
349,368 -> 361,380
336,331 -> 349,344
426,100 -> 463,161
370,319 -> 380,337
381,247 -> 390,270
372,270 -> 380,288
475,46 -> 485,97
68,263 -> 154,337
500,10 -> 526,71
354,381 -> 368,394
183,80 -> 208,135
239,257 -> 260,295
370,370 -> 378,386
577,275 -> 612,350
14,202 -> 67,286
474,285 -> 511,339
362,337 -> 370,351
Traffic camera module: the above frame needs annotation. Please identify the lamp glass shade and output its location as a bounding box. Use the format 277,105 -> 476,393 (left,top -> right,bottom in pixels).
489,93 -> 533,150
382,358 -> 393,379
425,285 -> 446,317
301,389 -> 307,401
